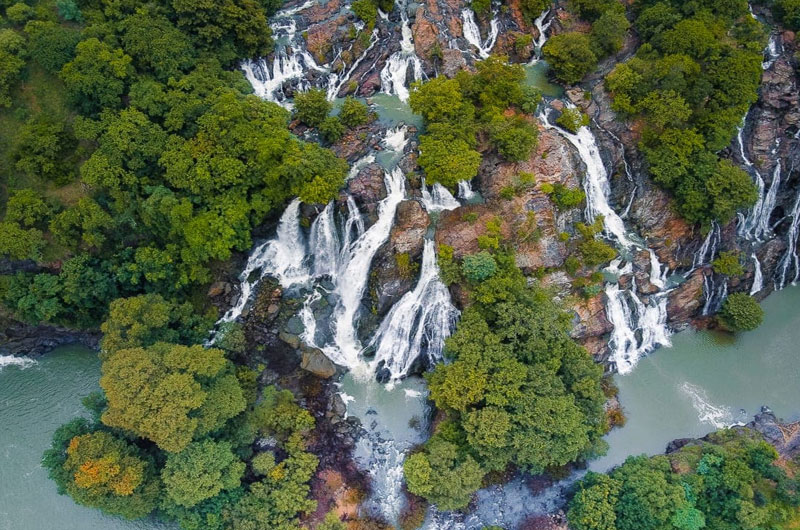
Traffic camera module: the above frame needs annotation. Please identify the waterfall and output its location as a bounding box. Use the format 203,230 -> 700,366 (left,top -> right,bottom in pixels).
461,8 -> 499,59
324,168 -> 408,368
368,240 -> 460,380
544,107 -> 672,372
420,178 -> 460,212
701,275 -> 727,316
220,199 -> 310,323
542,107 -> 632,248
605,279 -> 671,375
750,254 -> 763,295
383,124 -> 409,152
762,33 -> 782,70
692,221 -> 720,269
736,122 -> 767,240
309,202 -> 342,279
327,28 -> 380,100
457,180 -> 477,201
776,187 -> 800,289
380,0 -> 423,102
530,8 -> 552,61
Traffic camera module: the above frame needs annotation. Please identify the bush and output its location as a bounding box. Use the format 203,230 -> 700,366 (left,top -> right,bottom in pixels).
578,238 -> 616,267
548,182 -> 585,210
487,113 -> 538,162
351,0 -> 377,27
338,96 -> 369,128
319,116 -> 345,143
590,10 -> 630,56
712,251 -> 744,276
543,32 -> 598,85
461,251 -> 497,282
719,292 -> 763,331
293,88 -> 331,127
776,0 -> 800,30
556,107 -> 590,133
6,3 -> 33,24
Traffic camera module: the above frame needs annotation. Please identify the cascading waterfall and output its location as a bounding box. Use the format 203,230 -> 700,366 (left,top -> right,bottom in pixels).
420,178 -> 460,212
692,221 -> 720,269
750,254 -> 763,295
543,107 -> 671,372
380,0 -> 423,102
461,8 -> 499,59
762,33 -> 782,70
529,8 -> 552,61
326,28 -> 381,100
219,199 -> 310,323
457,180 -> 477,201
323,167 -> 408,368
367,240 -> 460,380
702,275 -> 728,316
776,186 -> 800,289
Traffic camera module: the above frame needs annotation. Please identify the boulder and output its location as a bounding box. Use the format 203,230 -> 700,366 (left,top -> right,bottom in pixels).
441,48 -> 466,78
390,200 -> 429,257
412,11 -> 439,60
348,163 -> 387,205
300,345 -> 337,378
666,268 -> 705,329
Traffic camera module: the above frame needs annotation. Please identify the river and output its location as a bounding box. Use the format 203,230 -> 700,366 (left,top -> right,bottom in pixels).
2,286 -> 798,529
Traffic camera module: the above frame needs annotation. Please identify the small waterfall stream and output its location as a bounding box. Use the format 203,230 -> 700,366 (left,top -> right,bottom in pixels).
542,107 -> 671,373
461,8 -> 499,59
420,178 -> 460,212
750,254 -> 763,294
530,8 -> 552,61
380,0 -> 423,102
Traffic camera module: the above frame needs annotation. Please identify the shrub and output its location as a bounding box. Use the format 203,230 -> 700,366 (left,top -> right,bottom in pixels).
487,113 -> 538,162
556,107 -> 590,133
351,0 -> 377,27
319,116 -> 345,143
338,96 -> 369,128
6,3 -> 33,24
293,88 -> 331,127
461,251 -> 497,282
549,182 -> 586,210
719,292 -> 763,331
712,251 -> 744,276
776,0 -> 800,30
542,32 -> 598,85
579,238 -> 617,267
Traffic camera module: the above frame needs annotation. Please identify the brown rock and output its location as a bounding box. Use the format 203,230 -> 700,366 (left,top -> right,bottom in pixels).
207,281 -> 229,298
571,294 -> 613,340
358,72 -> 382,96
667,268 -> 705,329
441,48 -> 467,78
412,11 -> 439,59
390,200 -> 429,257
300,345 -> 337,378
347,163 -> 387,205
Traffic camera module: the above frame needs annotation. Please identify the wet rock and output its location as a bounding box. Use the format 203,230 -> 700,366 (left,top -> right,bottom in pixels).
300,345 -> 337,378
390,200 -> 429,257
0,318 -> 100,356
207,281 -> 230,298
666,268 -> 705,329
348,163 -> 387,205
358,72 -> 382,96
375,365 -> 391,383
441,48 -> 466,78
286,316 -> 305,335
278,331 -> 301,349
412,10 -> 439,60
571,294 -> 613,341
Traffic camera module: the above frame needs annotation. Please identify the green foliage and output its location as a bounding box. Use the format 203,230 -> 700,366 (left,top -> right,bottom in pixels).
556,107 -> 590,133
293,88 -> 331,127
338,96 -> 370,128
351,0 -> 378,28
712,251 -> 744,276
0,28 -> 26,107
56,0 -> 82,21
162,440 -> 245,508
0,222 -> 44,260
776,0 -> 800,30
408,255 -> 607,508
12,115 -> 76,183
590,9 -> 630,56
60,38 -> 134,116
403,437 -> 484,511
719,292 -> 763,332
100,342 -> 246,452
24,21 -> 81,74
42,426 -> 160,519
543,33 -> 598,85
6,3 -> 33,24
487,113 -> 538,162
4,189 -> 52,228
418,132 -> 482,190
578,239 -> 617,267
605,0 -> 763,226
568,430 -> 798,530
461,251 -> 498,282
319,115 -> 345,143
546,182 -> 586,211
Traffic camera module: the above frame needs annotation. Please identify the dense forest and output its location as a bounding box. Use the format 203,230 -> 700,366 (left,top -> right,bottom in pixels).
0,0 -> 795,527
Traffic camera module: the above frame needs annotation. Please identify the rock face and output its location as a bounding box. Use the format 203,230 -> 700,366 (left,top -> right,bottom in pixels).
301,345 -> 338,378
666,268 -> 705,329
0,318 -> 100,356
347,162 -> 387,206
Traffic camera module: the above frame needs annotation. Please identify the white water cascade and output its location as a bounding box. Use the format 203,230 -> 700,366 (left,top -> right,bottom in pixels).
750,254 -> 763,295
529,8 -> 552,62
543,107 -> 671,373
380,0 -> 423,102
461,8 -> 499,59
776,186 -> 800,289
220,199 -> 311,323
692,221 -> 721,269
457,180 -> 477,201
368,240 -> 460,380
0,355 -> 37,372
420,178 -> 460,212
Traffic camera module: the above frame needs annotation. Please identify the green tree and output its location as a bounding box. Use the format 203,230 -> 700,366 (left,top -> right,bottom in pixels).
338,96 -> 369,128
776,0 -> 800,30
590,10 -> 630,56
43,428 -> 160,519
319,115 -> 345,143
403,437 -> 484,511
162,440 -> 245,508
567,472 -> 621,530
418,132 -> 481,190
24,21 -> 81,74
0,29 -> 26,107
543,32 -> 598,85
293,88 -> 332,127
60,38 -> 134,115
49,198 -> 114,249
120,8 -> 196,81
461,251 -> 498,282
556,107 -> 590,133
712,251 -> 743,276
100,342 -> 246,452
719,292 -> 763,332
0,222 -> 45,260
4,189 -> 51,228
487,113 -> 538,162
12,115 -> 76,183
